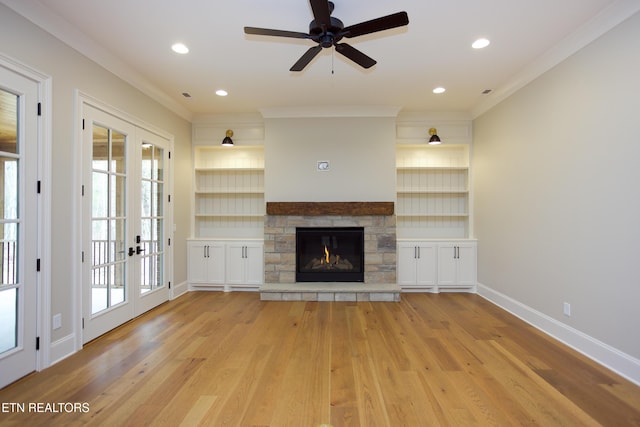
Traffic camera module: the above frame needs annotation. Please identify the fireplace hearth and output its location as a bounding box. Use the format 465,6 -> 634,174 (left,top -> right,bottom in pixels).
296,227 -> 364,282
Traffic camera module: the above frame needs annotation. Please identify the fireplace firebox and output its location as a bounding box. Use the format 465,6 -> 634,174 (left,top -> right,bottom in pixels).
296,227 -> 365,282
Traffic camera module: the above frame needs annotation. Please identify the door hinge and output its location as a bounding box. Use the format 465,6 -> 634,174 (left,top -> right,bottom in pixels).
36,337 -> 40,350
168,151 -> 171,159
168,238 -> 171,246
36,259 -> 41,271
37,180 -> 41,194
81,251 -> 85,263
168,194 -> 171,203
82,119 -> 85,130
82,185 -> 85,196
168,281 -> 171,289
37,102 -> 42,116
82,318 -> 85,329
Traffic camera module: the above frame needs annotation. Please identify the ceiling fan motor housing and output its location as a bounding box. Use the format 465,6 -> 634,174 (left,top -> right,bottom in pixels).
309,17 -> 345,47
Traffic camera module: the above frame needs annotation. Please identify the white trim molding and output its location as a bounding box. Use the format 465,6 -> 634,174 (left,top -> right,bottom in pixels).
472,0 -> 640,118
477,282 -> 640,387
0,52 -> 53,371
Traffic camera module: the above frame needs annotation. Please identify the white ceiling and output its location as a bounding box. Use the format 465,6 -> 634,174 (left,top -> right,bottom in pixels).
3,0 -> 638,120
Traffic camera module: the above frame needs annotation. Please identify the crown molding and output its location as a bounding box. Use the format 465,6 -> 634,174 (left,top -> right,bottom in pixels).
1,0 -> 193,122
471,0 -> 640,119
260,105 -> 401,119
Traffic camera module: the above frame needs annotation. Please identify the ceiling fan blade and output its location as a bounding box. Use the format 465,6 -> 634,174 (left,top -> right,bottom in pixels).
290,46 -> 323,72
244,27 -> 310,39
342,11 -> 409,38
335,43 -> 376,69
309,0 -> 332,29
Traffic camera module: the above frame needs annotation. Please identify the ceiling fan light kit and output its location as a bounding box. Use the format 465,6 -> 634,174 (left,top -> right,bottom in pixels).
244,0 -> 409,72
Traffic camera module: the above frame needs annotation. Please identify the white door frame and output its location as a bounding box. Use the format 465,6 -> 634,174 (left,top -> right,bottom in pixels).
0,53 -> 52,373
74,92 -> 174,350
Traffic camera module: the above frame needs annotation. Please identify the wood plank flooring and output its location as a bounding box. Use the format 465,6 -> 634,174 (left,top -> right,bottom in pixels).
1,292 -> 639,426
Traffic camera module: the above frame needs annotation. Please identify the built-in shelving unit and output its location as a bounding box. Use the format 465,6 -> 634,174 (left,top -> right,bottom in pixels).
396,144 -> 470,239
193,145 -> 264,238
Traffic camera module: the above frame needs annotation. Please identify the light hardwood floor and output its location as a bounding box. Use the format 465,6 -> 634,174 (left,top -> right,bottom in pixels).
1,292 -> 639,426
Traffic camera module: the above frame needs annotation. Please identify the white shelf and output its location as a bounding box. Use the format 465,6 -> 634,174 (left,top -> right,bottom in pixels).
195,167 -> 264,172
396,144 -> 470,239
397,213 -> 469,218
195,189 -> 264,194
193,146 -> 265,238
397,166 -> 468,171
195,213 -> 264,218
397,188 -> 468,194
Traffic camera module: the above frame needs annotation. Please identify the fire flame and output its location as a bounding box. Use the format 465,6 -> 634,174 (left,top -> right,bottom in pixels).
324,245 -> 330,264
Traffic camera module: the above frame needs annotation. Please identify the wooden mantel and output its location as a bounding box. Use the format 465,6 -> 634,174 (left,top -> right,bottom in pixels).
266,202 -> 394,216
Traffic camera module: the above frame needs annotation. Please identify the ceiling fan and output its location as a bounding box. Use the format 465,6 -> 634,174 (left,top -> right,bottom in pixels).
244,0 -> 409,72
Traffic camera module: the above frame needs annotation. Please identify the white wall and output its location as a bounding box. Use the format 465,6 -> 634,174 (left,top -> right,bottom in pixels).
473,9 -> 640,369
264,116 -> 396,202
0,4 -> 192,350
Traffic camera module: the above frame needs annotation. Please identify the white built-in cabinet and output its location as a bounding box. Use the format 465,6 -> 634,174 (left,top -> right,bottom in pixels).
397,242 -> 437,288
396,137 -> 476,292
189,138 -> 265,292
397,240 -> 476,292
225,242 -> 264,289
187,241 -> 225,287
437,242 -> 477,289
188,240 -> 263,291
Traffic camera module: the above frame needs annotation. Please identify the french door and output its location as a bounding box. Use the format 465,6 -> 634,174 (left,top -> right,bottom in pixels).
0,65 -> 39,387
82,104 -> 170,343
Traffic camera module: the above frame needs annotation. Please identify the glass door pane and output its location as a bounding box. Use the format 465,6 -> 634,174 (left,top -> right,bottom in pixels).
0,88 -> 19,355
91,125 -> 127,314
140,143 -> 164,294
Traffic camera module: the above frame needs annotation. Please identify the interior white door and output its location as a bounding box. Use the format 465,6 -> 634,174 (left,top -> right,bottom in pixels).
135,128 -> 170,314
0,66 -> 39,388
82,106 -> 170,343
82,106 -> 136,343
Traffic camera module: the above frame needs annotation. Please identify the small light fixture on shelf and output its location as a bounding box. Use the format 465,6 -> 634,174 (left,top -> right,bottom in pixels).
221,129 -> 234,146
428,128 -> 441,145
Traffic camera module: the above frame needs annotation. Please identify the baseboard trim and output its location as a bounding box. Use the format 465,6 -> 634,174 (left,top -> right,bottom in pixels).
477,282 -> 640,386
49,333 -> 77,366
172,280 -> 189,299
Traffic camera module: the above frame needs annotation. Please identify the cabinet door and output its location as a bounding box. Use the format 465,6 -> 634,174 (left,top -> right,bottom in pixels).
188,242 -> 210,284
437,244 -> 458,286
456,244 -> 477,286
207,244 -> 226,284
415,244 -> 437,286
244,244 -> 264,285
225,243 -> 245,285
397,244 -> 419,285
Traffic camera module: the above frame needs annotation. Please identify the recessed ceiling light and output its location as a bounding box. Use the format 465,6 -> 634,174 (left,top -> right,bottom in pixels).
433,87 -> 446,94
215,89 -> 228,97
472,38 -> 490,49
171,43 -> 189,54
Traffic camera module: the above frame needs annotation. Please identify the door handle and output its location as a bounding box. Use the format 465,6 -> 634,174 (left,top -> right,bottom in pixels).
136,246 -> 145,255
128,247 -> 135,257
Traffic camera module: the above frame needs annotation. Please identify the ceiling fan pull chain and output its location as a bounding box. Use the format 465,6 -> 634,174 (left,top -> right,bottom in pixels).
332,47 -> 335,74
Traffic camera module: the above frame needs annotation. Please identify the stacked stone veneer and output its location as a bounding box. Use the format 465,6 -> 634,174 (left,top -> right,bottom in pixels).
264,215 -> 396,284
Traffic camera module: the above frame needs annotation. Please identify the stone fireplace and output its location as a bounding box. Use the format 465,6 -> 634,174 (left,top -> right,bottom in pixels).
263,202 -> 396,285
